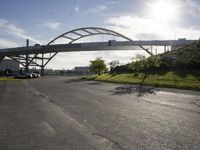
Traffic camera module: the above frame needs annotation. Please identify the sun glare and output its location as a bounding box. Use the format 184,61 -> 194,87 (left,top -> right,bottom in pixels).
148,0 -> 180,24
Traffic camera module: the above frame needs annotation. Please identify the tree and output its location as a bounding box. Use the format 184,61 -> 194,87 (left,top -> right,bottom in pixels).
129,54 -> 161,72
109,60 -> 120,74
89,57 -> 107,75
129,54 -> 161,89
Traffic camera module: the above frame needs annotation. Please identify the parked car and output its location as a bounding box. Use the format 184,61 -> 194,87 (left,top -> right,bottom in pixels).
32,73 -> 40,78
14,73 -> 33,79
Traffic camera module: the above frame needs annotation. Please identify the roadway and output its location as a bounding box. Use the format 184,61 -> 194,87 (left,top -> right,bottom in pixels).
0,76 -> 200,150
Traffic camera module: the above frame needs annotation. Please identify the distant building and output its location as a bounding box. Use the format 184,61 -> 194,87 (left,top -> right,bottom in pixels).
74,66 -> 91,75
42,69 -> 60,75
0,59 -> 19,72
33,66 -> 92,76
74,66 -> 90,72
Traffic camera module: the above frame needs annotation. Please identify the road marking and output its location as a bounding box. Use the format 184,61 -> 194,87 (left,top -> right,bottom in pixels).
40,121 -> 56,137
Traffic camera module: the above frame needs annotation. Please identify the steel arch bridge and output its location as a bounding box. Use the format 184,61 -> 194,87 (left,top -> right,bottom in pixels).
1,27 -> 153,75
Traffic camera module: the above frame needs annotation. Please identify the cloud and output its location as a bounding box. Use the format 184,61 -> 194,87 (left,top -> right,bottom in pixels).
0,19 -> 25,34
0,18 -> 42,44
43,21 -> 61,30
104,0 -> 118,5
105,15 -> 200,40
0,38 -> 19,48
75,6 -> 80,12
87,5 -> 107,14
174,0 -> 200,29
74,1 -> 80,12
183,0 -> 200,18
105,15 -> 172,40
143,0 -> 200,30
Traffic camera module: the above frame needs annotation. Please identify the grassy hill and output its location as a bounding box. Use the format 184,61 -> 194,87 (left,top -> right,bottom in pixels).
86,41 -> 200,91
160,40 -> 200,69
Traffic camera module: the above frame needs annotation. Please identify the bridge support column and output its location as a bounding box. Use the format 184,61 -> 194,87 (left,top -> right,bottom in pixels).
41,53 -> 44,76
150,45 -> 153,54
41,66 -> 44,76
25,39 -> 29,73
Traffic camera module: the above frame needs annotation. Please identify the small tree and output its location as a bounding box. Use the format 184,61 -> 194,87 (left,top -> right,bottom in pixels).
89,57 -> 107,75
109,60 -> 120,74
129,54 -> 161,89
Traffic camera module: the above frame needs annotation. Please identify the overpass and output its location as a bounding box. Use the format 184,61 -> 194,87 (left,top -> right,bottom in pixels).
0,39 -> 196,56
0,27 -> 197,75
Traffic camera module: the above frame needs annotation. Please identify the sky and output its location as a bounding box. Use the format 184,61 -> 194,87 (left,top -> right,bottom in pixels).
0,0 -> 200,69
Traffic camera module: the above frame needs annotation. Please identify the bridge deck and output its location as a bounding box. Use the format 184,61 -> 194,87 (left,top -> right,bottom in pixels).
0,40 -> 197,56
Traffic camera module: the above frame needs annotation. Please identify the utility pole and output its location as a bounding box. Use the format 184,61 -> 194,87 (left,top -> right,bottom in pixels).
25,39 -> 29,73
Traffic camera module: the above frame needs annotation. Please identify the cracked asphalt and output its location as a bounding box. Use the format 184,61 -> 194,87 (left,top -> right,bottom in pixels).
0,76 -> 200,150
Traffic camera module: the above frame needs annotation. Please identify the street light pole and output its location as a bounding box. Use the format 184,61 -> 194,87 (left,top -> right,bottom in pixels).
25,39 -> 29,73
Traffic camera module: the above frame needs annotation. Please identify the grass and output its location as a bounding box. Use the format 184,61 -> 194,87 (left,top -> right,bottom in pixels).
85,71 -> 200,91
0,77 -> 17,81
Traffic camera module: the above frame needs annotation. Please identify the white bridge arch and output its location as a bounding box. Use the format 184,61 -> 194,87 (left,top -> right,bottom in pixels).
5,27 -> 152,74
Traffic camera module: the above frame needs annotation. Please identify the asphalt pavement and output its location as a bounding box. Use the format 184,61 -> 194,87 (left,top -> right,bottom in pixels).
0,76 -> 200,150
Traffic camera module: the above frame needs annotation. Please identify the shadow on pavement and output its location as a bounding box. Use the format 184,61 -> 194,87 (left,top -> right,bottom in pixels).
88,81 -> 102,85
64,78 -> 86,84
112,85 -> 158,97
